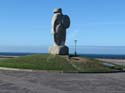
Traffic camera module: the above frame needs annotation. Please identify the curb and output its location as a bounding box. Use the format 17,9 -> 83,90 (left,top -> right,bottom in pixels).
0,67 -> 33,72
0,67 -> 124,73
0,67 -> 63,73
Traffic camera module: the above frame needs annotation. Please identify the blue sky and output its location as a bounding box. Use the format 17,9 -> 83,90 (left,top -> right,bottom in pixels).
0,0 -> 125,53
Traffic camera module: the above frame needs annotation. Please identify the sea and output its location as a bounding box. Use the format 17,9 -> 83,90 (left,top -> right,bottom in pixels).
0,46 -> 125,59
0,52 -> 125,59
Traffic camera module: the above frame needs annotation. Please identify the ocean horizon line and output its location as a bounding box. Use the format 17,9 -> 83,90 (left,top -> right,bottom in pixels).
0,52 -> 125,59
0,46 -> 125,55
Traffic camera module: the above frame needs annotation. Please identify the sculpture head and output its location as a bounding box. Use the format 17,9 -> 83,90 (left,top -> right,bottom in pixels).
53,8 -> 62,14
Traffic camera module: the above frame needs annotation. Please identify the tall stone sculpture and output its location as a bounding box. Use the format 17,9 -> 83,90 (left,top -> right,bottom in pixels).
49,8 -> 70,55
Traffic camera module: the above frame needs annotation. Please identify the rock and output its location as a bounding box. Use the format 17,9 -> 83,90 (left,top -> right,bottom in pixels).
49,45 -> 69,55
49,8 -> 70,55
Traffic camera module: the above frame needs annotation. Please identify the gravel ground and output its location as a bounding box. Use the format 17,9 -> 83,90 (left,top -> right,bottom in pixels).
0,70 -> 125,93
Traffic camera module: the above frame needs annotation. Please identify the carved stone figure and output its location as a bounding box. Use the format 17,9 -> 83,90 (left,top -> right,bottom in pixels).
49,8 -> 70,55
52,8 -> 70,46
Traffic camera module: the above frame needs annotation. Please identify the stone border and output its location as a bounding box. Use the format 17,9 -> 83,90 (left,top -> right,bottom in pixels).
0,67 -> 124,74
0,67 -> 63,73
0,67 -> 33,72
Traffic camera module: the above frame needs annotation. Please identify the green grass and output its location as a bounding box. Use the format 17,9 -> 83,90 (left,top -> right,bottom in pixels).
0,54 -> 123,72
0,54 -> 76,72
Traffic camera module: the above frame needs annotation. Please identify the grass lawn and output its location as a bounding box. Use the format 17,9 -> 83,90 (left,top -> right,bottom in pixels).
0,54 -> 123,72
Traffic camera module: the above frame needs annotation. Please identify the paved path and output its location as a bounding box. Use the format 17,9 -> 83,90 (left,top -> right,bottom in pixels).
97,58 -> 125,65
0,70 -> 125,93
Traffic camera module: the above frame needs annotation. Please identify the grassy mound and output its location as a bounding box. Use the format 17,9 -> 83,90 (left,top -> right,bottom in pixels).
0,54 -> 122,72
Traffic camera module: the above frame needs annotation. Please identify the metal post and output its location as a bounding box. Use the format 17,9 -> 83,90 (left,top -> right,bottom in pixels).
74,40 -> 77,56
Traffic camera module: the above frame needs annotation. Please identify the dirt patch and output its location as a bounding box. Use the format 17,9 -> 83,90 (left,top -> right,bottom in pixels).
65,56 -> 89,63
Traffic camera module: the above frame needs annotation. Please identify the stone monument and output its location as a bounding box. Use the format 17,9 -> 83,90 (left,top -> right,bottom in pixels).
49,8 -> 70,55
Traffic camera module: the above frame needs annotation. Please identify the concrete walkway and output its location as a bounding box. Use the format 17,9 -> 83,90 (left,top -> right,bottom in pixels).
97,58 -> 125,65
0,70 -> 125,93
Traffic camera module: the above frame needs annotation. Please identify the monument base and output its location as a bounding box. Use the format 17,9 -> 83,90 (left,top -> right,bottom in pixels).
49,45 -> 69,55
